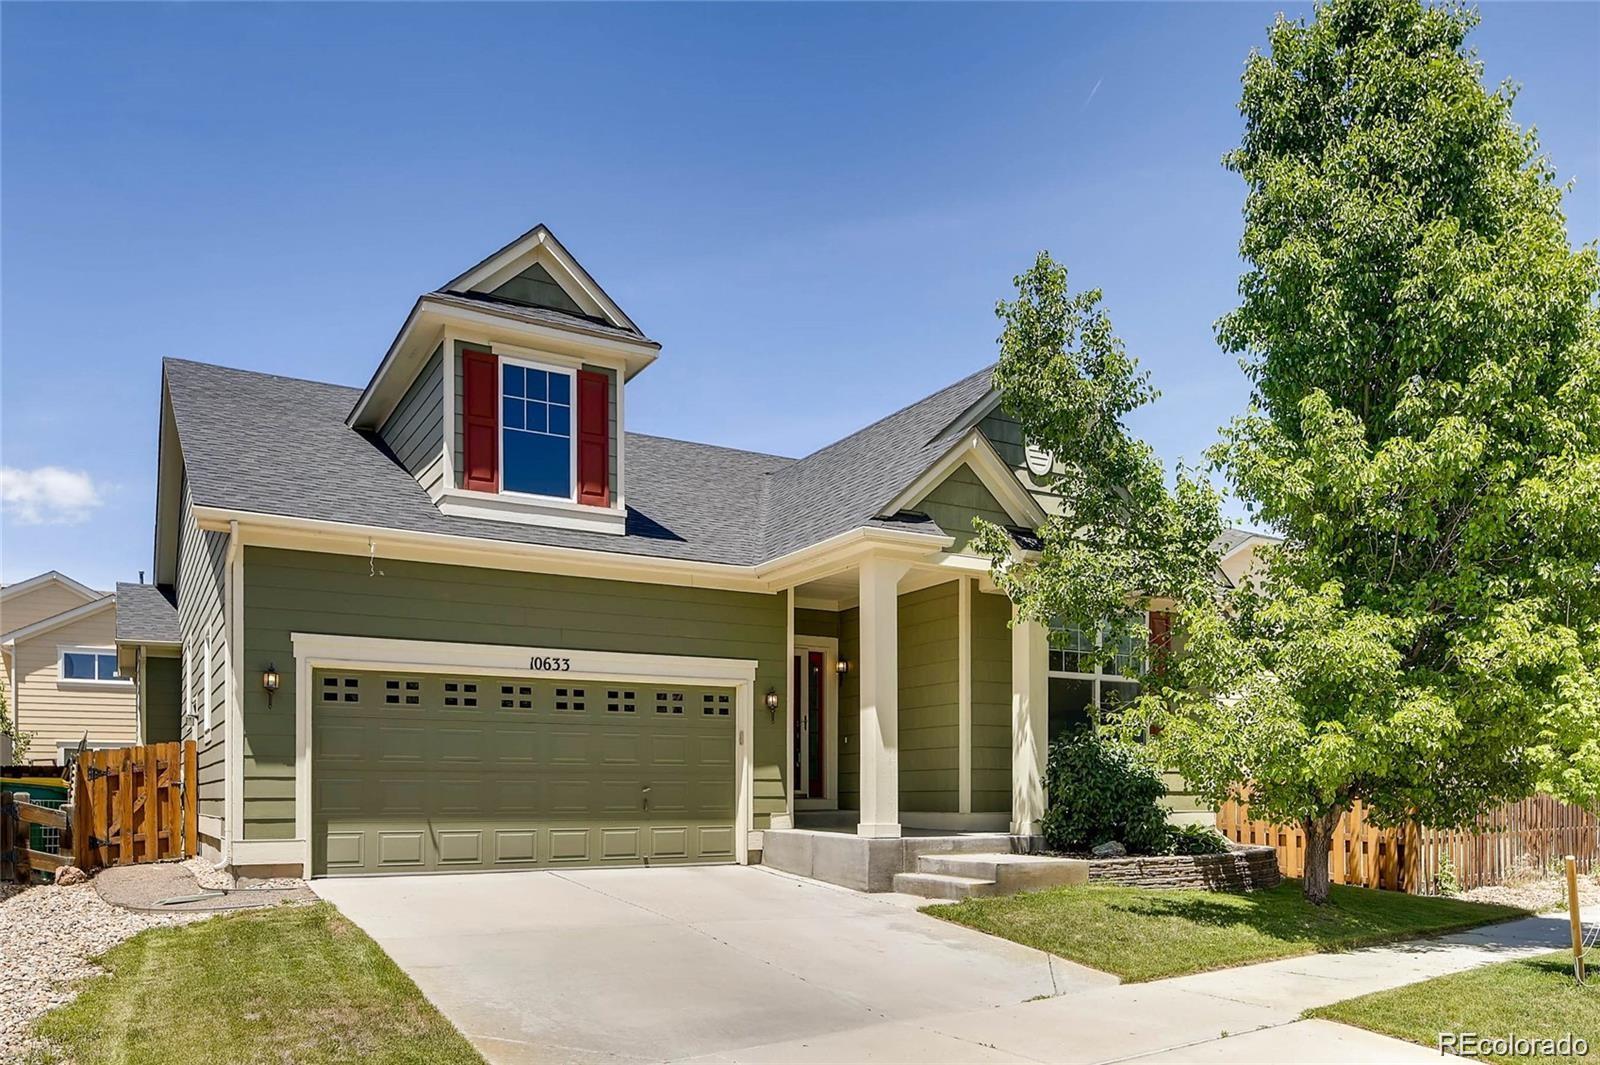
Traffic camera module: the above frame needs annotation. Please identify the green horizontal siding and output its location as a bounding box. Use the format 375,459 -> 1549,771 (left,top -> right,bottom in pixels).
837,608 -> 860,811
240,547 -> 787,841
898,584 -> 959,813
971,589 -> 1013,814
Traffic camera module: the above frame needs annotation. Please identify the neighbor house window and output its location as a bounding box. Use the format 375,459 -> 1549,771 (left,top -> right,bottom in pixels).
58,646 -> 126,686
1046,619 -> 1143,740
500,360 -> 573,499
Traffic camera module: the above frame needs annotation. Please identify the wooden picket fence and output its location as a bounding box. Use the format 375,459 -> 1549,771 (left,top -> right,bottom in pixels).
0,740 -> 198,882
1218,795 -> 1600,895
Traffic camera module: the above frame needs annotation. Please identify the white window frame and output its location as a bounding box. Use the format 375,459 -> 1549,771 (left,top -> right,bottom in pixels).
497,355 -> 577,505
56,645 -> 129,688
202,636 -> 214,734
1046,613 -> 1148,716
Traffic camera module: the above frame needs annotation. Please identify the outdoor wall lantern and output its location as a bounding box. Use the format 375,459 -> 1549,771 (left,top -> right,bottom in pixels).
262,664 -> 282,707
835,658 -> 851,675
764,688 -> 779,721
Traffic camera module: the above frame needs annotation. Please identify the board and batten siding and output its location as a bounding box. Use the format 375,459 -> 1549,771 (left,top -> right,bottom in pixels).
9,607 -> 136,760
239,547 -> 789,841
916,465 -> 1013,555
450,341 -> 618,495
970,589 -> 1014,814
176,478 -> 230,824
378,343 -> 445,495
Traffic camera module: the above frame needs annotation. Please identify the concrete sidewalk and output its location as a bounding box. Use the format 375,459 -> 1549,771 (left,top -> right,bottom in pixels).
677,906 -> 1591,1063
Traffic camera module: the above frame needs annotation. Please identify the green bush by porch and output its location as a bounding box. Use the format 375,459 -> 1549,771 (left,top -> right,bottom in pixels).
925,881 -> 1527,982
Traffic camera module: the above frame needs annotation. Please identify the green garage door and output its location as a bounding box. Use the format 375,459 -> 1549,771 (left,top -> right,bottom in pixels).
311,670 -> 737,875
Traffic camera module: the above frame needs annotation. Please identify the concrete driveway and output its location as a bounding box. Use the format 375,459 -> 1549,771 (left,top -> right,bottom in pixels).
312,864 -> 1115,1063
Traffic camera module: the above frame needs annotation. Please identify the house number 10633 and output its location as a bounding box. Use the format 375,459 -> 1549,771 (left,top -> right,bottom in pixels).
529,656 -> 572,672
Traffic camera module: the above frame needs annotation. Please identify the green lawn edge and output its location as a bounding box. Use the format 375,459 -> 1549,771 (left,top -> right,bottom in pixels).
1306,951 -> 1596,1064
30,901 -> 484,1065
922,880 -> 1530,982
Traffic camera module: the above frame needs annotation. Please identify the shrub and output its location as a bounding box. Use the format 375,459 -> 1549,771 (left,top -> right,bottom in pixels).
1165,823 -> 1230,856
1041,731 -> 1169,854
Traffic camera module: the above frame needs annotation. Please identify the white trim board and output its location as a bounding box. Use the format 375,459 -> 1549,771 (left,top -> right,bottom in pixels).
1,570 -> 103,604
2,595 -> 116,647
287,632 -> 760,876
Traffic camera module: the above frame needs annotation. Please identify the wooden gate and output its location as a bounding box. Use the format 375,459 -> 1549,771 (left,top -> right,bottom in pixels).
72,741 -> 198,871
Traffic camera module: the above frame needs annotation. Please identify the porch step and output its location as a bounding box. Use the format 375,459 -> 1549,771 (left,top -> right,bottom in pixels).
892,852 -> 1091,900
891,871 -> 998,900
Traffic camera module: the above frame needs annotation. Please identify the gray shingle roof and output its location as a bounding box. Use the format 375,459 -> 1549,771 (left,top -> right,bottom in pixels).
164,359 -> 800,566
163,357 -> 989,567
761,366 -> 996,557
115,582 -> 180,644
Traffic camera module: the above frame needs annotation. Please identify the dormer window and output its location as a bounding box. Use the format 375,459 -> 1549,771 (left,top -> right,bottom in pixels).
462,346 -> 612,510
502,360 -> 574,499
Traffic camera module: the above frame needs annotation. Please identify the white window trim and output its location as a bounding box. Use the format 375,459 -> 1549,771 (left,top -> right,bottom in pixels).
1046,614 -> 1148,712
202,636 -> 214,734
56,644 -> 130,688
497,354 -> 578,505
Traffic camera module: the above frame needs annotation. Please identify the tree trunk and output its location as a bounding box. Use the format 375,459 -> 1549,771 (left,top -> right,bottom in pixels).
1301,809 -> 1342,905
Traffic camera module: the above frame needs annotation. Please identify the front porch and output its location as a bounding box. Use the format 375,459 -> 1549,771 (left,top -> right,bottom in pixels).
759,551 -> 1060,891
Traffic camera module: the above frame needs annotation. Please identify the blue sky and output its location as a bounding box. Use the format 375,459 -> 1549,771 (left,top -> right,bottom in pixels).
2,2 -> 1596,589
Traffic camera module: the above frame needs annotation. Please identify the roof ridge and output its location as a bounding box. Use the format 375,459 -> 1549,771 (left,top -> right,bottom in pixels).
164,356 -> 362,394
790,362 -> 995,464
625,431 -> 796,463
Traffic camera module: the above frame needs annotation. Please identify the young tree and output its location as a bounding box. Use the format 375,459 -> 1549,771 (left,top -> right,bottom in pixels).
1150,0 -> 1600,903
973,252 -> 1224,672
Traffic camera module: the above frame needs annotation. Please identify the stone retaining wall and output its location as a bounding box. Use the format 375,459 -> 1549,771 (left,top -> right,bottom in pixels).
1085,844 -> 1281,892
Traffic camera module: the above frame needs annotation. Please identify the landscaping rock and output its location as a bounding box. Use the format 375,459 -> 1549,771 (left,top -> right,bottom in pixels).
53,865 -> 88,886
1091,841 -> 1127,858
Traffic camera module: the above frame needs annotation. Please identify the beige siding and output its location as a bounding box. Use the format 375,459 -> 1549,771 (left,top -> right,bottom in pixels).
177,479 -> 230,822
11,608 -> 136,761
1,581 -> 99,634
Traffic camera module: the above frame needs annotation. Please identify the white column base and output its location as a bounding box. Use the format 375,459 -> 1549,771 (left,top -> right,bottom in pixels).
856,822 -> 903,838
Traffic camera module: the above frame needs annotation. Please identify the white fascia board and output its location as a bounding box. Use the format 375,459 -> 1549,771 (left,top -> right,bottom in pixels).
196,505 -> 770,593
0,570 -> 102,604
1216,532 -> 1282,566
887,429 -> 1048,530
442,224 -> 642,337
195,505 -> 951,598
350,298 -> 657,430
0,595 -> 117,646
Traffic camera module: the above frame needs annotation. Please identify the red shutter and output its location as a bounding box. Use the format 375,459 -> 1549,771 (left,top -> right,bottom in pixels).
576,370 -> 610,507
462,350 -> 499,492
1148,610 -> 1172,673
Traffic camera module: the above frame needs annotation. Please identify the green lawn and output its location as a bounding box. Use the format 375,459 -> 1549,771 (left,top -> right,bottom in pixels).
1310,951 -> 1596,1063
32,902 -> 483,1065
925,880 -> 1528,981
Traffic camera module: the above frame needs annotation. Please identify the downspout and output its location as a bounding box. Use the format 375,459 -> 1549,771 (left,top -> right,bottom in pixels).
223,520 -> 245,866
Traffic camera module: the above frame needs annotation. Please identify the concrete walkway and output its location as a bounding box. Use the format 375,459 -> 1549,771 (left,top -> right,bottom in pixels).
315,864 -> 1591,1064
682,904 -> 1592,1063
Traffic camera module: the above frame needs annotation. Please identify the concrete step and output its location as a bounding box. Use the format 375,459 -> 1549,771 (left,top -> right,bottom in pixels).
916,852 -> 1090,894
891,871 -> 999,900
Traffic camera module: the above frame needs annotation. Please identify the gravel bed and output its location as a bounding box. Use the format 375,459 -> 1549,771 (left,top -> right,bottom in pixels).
178,856 -> 304,891
1456,870 -> 1600,913
0,879 -> 207,1061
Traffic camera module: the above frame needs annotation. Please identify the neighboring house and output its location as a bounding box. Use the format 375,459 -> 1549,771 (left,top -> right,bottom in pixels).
119,222 -> 1257,879
113,582 -> 184,751
0,571 -> 141,763
1211,527 -> 1282,590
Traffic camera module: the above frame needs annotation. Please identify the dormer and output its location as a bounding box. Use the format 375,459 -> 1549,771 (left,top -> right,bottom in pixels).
348,225 -> 660,535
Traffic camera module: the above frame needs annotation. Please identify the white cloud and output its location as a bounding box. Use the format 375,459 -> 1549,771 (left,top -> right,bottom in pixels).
0,466 -> 104,525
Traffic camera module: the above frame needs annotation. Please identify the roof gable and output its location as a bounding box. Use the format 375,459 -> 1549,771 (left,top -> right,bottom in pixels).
1,592 -> 115,647
440,223 -> 641,336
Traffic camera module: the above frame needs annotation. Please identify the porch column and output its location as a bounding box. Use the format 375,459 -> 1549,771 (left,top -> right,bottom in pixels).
1010,609 -> 1049,835
857,556 -> 910,838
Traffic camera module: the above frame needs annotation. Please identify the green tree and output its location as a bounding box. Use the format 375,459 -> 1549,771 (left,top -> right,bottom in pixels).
1149,0 -> 1600,903
973,252 -> 1224,668
0,683 -> 32,763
